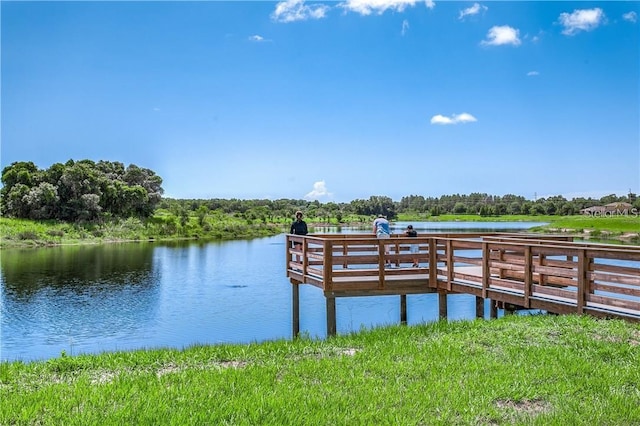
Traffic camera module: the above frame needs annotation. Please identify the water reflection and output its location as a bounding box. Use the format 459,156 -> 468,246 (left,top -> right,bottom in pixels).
1,244 -> 161,361
1,244 -> 159,297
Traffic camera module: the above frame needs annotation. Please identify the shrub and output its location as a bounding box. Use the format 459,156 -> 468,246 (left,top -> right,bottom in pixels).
46,229 -> 65,237
17,231 -> 38,240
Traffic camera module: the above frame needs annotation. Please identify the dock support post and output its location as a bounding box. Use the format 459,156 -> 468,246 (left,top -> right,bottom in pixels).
475,296 -> 484,319
400,294 -> 407,325
489,299 -> 498,319
438,290 -> 448,320
292,282 -> 300,338
326,295 -> 336,337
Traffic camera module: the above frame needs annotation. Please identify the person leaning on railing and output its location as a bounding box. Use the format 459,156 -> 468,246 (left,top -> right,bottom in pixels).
373,214 -> 392,267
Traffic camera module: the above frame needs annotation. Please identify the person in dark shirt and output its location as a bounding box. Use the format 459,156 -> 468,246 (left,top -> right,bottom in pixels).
290,211 -> 308,265
405,224 -> 419,267
290,211 -> 308,236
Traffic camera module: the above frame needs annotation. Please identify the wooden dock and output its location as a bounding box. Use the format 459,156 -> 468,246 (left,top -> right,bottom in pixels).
286,232 -> 640,336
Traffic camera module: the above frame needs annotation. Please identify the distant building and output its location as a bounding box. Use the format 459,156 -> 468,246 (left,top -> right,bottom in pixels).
604,202 -> 633,211
581,202 -> 634,215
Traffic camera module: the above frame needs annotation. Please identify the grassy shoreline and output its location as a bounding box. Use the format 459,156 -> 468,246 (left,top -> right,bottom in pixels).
1,214 -> 638,249
2,314 -> 639,424
396,214 -> 640,244
0,216 -> 284,249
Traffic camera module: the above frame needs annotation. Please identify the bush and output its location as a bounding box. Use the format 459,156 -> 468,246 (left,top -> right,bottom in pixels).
46,229 -> 65,237
17,231 -> 38,240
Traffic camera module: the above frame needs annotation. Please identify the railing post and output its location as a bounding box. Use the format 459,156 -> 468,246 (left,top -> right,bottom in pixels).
285,234 -> 291,270
538,253 -> 546,286
342,239 -> 348,269
482,242 -> 489,299
323,239 -> 333,292
378,240 -> 385,290
302,237 -> 308,275
446,240 -> 453,291
577,248 -> 589,314
394,240 -> 400,267
429,238 -> 437,289
523,245 -> 532,308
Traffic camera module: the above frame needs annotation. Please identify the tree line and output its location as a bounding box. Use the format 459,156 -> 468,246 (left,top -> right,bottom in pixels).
1,160 -> 163,221
162,192 -> 639,224
2,160 -> 638,224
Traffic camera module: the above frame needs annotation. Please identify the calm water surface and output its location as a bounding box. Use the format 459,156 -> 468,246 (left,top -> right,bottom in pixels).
0,222 -> 547,362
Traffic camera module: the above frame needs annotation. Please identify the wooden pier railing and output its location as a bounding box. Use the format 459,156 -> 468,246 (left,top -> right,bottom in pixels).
286,233 -> 640,335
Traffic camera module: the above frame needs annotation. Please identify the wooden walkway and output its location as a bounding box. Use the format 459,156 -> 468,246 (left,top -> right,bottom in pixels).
286,232 -> 640,336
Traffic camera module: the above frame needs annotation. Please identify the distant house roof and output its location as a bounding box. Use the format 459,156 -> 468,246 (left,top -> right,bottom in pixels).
581,202 -> 634,214
604,202 -> 633,210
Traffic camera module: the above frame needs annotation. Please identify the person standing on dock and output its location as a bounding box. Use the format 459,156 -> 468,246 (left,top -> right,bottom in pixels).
290,210 -> 308,264
405,224 -> 419,267
373,214 -> 391,267
290,210 -> 308,236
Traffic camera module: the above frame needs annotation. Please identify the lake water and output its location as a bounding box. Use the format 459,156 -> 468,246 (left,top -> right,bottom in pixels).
0,221 -> 547,362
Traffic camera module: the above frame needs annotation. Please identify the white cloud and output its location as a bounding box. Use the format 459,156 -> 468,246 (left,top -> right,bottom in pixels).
558,8 -> 605,35
527,71 -> 539,76
305,180 -> 333,200
430,112 -> 477,125
340,0 -> 434,16
401,19 -> 409,35
481,25 -> 521,46
458,3 -> 487,20
623,11 -> 637,23
248,35 -> 265,42
271,0 -> 330,23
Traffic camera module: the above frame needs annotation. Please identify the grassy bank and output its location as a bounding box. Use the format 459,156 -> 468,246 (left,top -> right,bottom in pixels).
397,213 -> 559,223
398,213 -> 640,242
0,215 -> 283,248
2,213 -> 639,249
2,314 -> 639,424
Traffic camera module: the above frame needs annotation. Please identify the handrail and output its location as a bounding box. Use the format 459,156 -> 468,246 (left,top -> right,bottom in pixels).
286,233 -> 640,319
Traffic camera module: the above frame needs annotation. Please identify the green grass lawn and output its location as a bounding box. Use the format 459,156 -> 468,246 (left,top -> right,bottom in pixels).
397,213 -> 639,236
541,215 -> 640,233
397,213 -> 559,223
2,314 -> 639,425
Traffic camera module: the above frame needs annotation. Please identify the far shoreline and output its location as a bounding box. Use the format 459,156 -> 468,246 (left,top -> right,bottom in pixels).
1,214 -> 638,249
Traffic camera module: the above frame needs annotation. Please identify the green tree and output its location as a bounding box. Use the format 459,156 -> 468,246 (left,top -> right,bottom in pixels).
196,205 -> 209,226
2,183 -> 31,218
23,182 -> 59,219
453,202 -> 467,214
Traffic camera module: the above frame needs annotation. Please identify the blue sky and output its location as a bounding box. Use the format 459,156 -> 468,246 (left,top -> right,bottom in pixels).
2,1 -> 639,202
